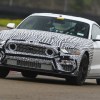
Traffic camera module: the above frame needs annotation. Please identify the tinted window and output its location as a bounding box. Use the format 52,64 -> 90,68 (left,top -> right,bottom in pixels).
17,16 -> 90,38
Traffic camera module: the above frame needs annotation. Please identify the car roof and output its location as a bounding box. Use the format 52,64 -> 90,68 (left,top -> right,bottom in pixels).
31,13 -> 97,25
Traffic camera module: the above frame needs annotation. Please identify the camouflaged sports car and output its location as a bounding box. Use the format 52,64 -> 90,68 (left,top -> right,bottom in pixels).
0,13 -> 100,85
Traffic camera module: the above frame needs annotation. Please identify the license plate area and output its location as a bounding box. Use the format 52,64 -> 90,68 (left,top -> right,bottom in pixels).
7,59 -> 17,65
6,59 -> 52,70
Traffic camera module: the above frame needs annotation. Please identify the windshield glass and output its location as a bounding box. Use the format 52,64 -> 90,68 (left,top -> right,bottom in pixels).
17,16 -> 90,38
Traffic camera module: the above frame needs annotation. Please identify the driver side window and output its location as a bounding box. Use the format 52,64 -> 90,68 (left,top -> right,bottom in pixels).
92,24 -> 100,39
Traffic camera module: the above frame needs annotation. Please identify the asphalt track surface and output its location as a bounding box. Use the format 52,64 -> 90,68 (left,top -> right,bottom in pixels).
0,72 -> 99,100
0,27 -> 100,100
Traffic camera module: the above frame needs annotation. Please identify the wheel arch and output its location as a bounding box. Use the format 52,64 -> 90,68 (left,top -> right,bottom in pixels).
84,51 -> 89,60
83,51 -> 89,65
81,51 -> 90,72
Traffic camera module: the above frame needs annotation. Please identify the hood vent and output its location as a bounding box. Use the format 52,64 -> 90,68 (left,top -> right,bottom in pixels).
12,39 -> 26,41
39,42 -> 51,45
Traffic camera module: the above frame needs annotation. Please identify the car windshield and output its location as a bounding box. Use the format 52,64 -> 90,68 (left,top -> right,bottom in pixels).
17,16 -> 90,38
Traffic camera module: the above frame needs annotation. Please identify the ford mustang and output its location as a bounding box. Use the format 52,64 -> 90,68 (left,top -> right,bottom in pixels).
0,13 -> 100,85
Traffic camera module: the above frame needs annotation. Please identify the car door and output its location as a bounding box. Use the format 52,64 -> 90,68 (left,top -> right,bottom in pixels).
89,24 -> 100,77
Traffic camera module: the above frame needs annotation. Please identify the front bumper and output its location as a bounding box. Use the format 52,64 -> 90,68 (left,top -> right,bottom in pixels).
0,51 -> 78,77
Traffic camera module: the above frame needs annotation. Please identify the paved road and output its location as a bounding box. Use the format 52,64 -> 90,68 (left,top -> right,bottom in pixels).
0,73 -> 99,100
0,26 -> 7,30
0,27 -> 100,100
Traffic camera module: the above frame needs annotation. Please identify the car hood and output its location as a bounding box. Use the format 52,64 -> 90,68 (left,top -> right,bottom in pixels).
0,29 -> 93,49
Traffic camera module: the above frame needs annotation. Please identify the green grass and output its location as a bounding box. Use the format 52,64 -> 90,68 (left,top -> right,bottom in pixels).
0,19 -> 23,27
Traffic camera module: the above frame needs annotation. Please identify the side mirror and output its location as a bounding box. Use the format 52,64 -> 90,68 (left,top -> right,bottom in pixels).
96,35 -> 100,39
7,23 -> 15,29
96,35 -> 100,40
93,35 -> 100,41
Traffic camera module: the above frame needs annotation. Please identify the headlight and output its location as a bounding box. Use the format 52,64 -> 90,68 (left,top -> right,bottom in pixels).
61,48 -> 80,55
61,49 -> 68,54
0,39 -> 5,49
0,39 -> 5,45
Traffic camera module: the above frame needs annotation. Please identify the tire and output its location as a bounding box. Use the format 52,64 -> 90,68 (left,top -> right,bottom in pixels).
66,54 -> 89,85
0,67 -> 9,78
96,79 -> 100,85
21,71 -> 37,78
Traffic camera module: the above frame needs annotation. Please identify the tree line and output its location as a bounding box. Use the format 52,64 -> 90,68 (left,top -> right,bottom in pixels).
0,0 -> 100,15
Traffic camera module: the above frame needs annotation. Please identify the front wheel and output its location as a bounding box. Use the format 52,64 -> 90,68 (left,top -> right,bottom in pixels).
96,79 -> 100,85
66,54 -> 89,85
0,67 -> 10,78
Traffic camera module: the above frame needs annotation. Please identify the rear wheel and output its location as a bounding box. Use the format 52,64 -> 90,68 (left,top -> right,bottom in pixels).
0,67 -> 9,78
96,79 -> 100,85
66,54 -> 89,85
21,71 -> 37,78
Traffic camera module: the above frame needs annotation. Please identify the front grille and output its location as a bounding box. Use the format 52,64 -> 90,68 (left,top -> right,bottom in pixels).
61,65 -> 73,72
17,60 -> 41,68
9,44 -> 46,55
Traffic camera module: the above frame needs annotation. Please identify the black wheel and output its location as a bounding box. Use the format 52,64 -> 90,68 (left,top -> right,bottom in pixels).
96,79 -> 100,85
21,71 -> 37,78
66,54 -> 89,85
0,67 -> 9,78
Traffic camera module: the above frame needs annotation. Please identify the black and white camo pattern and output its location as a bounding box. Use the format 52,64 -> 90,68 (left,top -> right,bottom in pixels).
0,29 -> 94,72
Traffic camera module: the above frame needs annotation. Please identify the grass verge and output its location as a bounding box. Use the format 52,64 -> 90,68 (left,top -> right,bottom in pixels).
0,19 -> 22,27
